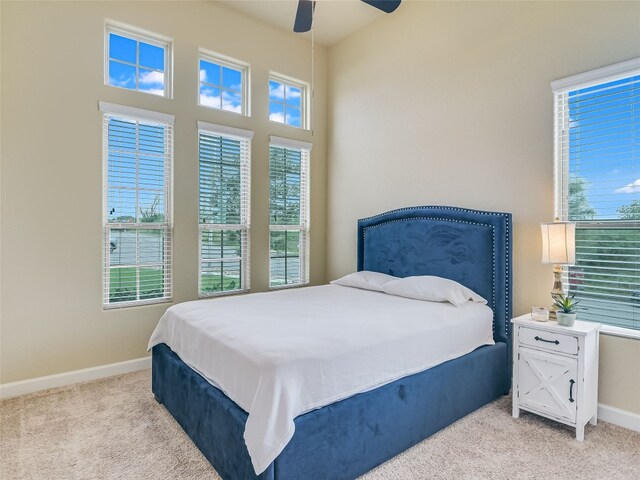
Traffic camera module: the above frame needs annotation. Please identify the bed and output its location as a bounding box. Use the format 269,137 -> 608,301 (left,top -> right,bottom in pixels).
151,205 -> 512,480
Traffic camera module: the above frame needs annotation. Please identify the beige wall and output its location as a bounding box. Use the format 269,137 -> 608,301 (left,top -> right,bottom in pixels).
1,0 -> 639,417
327,1 -> 640,413
0,0 -> 327,383
599,335 -> 640,413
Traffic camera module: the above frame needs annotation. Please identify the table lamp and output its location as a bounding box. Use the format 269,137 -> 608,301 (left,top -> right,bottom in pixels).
541,220 -> 576,316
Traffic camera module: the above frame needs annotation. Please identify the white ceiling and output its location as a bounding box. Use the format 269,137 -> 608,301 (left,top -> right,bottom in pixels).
217,0 -> 387,46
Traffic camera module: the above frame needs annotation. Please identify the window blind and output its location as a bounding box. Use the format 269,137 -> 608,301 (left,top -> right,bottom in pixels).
198,122 -> 252,296
269,137 -> 311,287
100,102 -> 174,308
553,61 -> 639,330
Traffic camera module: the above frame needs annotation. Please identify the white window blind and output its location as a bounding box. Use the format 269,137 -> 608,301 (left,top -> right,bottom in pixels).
269,137 -> 311,287
198,122 -> 252,296
100,102 -> 174,308
553,59 -> 639,331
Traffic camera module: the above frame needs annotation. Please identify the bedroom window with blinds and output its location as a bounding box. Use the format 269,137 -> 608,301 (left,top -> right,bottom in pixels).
552,58 -> 639,331
269,136 -> 311,288
100,102 -> 174,308
198,122 -> 252,296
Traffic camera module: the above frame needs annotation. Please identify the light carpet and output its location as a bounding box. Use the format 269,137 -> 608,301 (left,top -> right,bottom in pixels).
1,370 -> 638,479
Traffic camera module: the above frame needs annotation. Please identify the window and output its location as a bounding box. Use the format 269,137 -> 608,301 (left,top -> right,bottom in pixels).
198,51 -> 248,115
198,122 -> 252,296
106,23 -> 171,97
100,102 -> 174,308
269,137 -> 311,287
269,74 -> 308,129
553,58 -> 639,331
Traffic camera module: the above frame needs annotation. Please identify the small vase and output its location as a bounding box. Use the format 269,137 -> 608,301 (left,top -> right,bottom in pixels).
556,312 -> 576,327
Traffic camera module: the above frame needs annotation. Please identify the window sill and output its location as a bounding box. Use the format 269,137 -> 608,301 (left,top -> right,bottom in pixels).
104,82 -> 172,100
269,282 -> 309,292
197,103 -> 248,117
269,119 -> 310,131
600,324 -> 640,340
198,289 -> 250,299
103,297 -> 172,310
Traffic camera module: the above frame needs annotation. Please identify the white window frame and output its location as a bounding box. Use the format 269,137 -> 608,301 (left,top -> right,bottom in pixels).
198,50 -> 250,116
100,101 -> 174,309
105,21 -> 173,98
198,121 -> 253,297
269,73 -> 310,130
269,136 -> 312,289
552,58 -> 640,336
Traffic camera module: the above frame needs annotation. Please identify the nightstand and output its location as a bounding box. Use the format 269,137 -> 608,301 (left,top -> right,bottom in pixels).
511,313 -> 601,441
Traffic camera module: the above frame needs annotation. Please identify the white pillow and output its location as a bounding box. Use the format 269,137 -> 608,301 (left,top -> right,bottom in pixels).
330,271 -> 398,292
382,275 -> 487,307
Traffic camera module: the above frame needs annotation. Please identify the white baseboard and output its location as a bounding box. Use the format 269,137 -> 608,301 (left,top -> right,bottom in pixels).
598,403 -> 640,432
0,356 -> 151,400
2,360 -> 639,433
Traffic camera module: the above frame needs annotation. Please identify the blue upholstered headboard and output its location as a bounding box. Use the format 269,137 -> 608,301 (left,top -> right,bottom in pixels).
357,206 -> 512,345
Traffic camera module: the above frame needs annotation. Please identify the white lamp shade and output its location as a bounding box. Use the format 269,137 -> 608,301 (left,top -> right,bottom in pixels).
541,222 -> 576,265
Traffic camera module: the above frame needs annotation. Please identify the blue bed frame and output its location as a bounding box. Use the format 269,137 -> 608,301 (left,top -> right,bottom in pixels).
152,206 -> 512,480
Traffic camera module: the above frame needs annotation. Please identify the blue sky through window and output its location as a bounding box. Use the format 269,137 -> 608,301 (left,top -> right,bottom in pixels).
108,31 -> 166,96
567,75 -> 639,220
269,79 -> 303,128
199,57 -> 243,113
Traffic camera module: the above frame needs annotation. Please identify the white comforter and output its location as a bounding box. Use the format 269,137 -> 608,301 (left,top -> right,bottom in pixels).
148,285 -> 494,474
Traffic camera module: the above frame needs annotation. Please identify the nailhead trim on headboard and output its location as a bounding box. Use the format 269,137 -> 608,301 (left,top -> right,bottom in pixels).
358,206 -> 511,340
360,205 -> 509,222
363,217 -> 496,333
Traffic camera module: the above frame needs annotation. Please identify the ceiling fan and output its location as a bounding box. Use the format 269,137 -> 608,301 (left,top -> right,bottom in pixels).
293,0 -> 401,33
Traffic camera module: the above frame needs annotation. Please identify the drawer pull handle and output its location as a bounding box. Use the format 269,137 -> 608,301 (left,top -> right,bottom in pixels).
534,335 -> 559,345
569,379 -> 575,403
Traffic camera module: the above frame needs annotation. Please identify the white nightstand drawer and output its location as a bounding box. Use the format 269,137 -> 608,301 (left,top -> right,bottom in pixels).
518,326 -> 578,355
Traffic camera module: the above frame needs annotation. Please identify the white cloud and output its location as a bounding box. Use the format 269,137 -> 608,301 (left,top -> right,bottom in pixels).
139,70 -> 164,86
221,91 -> 241,113
610,169 -> 621,175
269,112 -> 285,123
199,69 -> 207,82
109,76 -> 131,88
200,92 -> 221,108
269,83 -> 285,101
199,91 -> 241,113
224,104 -> 242,114
286,87 -> 301,99
615,178 -> 640,194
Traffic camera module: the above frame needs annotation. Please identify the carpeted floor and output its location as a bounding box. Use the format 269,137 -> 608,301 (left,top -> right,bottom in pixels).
1,370 -> 638,479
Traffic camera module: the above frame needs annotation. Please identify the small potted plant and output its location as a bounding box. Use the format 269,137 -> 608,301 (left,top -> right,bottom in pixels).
554,294 -> 580,327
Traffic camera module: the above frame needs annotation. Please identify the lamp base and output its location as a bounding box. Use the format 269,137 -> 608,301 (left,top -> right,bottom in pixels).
549,264 -> 565,320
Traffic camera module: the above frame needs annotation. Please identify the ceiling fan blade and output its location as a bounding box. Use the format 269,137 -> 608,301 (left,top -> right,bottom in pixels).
361,0 -> 401,14
293,0 -> 316,33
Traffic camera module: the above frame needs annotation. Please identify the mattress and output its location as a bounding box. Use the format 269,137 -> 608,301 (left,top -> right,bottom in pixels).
148,284 -> 494,474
